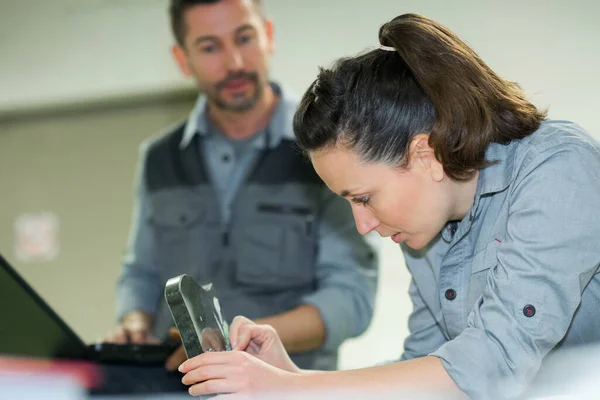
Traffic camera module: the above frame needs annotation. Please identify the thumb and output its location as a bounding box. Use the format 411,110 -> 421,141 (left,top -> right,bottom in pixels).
165,344 -> 187,371
234,323 -> 267,351
229,316 -> 254,350
169,327 -> 181,341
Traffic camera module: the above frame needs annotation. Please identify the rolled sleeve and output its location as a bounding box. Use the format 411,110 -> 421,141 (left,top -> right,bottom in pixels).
301,189 -> 378,352
115,142 -> 163,321
431,145 -> 600,399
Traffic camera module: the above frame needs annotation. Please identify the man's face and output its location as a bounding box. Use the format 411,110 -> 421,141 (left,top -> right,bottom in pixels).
172,0 -> 274,112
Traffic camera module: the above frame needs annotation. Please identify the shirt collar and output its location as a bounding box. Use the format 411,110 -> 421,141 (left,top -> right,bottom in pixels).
439,140 -> 520,241
179,81 -> 298,150
476,140 -> 520,197
464,139 -> 520,223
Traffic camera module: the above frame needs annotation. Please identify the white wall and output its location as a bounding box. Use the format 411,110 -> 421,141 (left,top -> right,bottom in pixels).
1,0 -> 599,370
2,0 -> 599,136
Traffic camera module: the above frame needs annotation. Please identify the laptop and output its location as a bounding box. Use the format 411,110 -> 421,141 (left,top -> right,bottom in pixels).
0,253 -> 187,395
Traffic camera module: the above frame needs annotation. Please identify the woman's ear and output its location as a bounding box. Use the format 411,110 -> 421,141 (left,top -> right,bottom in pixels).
410,134 -> 445,182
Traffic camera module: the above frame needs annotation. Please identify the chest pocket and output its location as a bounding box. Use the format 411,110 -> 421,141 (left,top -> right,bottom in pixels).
149,197 -> 219,285
468,239 -> 501,307
233,204 -> 317,290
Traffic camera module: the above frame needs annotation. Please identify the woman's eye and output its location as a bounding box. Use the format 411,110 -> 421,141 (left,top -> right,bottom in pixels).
352,196 -> 370,206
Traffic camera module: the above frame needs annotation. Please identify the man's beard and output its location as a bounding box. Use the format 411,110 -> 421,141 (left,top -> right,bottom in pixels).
212,71 -> 263,112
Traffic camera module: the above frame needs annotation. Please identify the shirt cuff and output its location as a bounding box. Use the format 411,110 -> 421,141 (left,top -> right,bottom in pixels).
301,287 -> 362,352
430,327 -> 527,399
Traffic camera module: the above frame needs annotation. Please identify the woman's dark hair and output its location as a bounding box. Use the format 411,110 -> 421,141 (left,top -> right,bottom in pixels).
293,13 -> 547,181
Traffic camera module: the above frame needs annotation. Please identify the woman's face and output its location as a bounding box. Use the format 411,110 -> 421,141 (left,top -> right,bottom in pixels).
310,135 -> 454,250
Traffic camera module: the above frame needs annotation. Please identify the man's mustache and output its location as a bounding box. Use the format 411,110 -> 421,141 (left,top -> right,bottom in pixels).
216,72 -> 258,91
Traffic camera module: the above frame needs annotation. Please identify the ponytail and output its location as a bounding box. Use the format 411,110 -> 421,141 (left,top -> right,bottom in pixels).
378,13 -> 546,180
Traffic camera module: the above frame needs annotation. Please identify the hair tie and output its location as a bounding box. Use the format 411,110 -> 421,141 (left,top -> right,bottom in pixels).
379,44 -> 396,52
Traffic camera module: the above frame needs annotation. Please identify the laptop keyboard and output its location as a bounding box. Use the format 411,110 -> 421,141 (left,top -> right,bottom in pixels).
89,364 -> 187,396
89,342 -> 179,365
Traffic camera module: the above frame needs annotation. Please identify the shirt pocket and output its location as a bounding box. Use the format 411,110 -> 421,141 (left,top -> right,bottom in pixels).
149,199 -> 215,284
234,205 -> 316,290
468,239 -> 501,307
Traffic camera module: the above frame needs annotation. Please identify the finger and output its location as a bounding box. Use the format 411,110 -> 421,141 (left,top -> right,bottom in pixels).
189,378 -> 243,397
146,334 -> 160,344
102,331 -> 116,344
235,323 -> 273,352
181,363 -> 238,386
180,351 -> 239,373
165,344 -> 187,371
129,329 -> 148,344
107,326 -> 128,344
234,324 -> 252,351
229,316 -> 254,349
169,327 -> 181,341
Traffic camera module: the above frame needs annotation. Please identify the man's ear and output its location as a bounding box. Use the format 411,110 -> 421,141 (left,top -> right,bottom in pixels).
264,19 -> 276,55
410,134 -> 445,182
171,45 -> 192,77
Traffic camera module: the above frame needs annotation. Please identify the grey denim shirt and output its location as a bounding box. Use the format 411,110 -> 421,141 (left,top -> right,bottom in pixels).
399,120 -> 600,399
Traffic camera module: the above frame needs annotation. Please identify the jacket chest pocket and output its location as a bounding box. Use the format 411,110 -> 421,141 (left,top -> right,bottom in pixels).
149,199 -> 219,285
233,204 -> 317,290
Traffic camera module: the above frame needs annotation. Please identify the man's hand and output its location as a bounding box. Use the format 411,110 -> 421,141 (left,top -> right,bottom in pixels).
165,327 -> 186,371
104,311 -> 156,344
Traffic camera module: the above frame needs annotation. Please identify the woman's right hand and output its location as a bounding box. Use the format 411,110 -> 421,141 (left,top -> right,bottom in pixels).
229,316 -> 301,374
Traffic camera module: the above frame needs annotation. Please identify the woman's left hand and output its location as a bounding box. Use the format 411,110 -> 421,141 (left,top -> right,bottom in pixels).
179,350 -> 299,397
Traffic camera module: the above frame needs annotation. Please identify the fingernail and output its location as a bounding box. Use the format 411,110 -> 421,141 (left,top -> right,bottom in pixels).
178,363 -> 184,372
231,341 -> 237,349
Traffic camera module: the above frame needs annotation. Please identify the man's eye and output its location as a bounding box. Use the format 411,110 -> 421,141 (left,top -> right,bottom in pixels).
352,196 -> 370,206
201,45 -> 217,53
238,34 -> 252,44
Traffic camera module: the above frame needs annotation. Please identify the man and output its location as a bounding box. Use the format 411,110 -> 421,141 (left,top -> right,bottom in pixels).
108,0 -> 377,371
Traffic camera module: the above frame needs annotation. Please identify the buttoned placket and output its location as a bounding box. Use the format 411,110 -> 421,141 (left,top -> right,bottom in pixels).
438,194 -> 483,338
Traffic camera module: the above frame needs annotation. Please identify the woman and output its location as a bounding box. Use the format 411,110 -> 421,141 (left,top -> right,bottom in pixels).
177,13 -> 600,399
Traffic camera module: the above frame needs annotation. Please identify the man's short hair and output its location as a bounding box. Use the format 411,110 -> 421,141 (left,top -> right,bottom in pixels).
169,0 -> 264,46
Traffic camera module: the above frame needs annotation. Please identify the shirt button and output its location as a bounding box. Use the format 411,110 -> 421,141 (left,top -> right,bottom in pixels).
221,153 -> 231,162
445,289 -> 457,301
523,305 -> 536,317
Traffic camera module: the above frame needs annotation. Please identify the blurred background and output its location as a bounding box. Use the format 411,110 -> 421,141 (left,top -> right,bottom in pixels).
0,0 -> 598,371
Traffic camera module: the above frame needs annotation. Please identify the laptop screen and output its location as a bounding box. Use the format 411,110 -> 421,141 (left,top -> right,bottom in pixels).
0,254 -> 87,360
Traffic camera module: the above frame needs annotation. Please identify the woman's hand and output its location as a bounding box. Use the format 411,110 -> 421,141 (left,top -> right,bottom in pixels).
179,350 -> 299,397
229,316 -> 300,373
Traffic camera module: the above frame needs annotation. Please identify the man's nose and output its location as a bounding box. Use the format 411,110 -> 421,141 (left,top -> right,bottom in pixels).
224,46 -> 244,70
